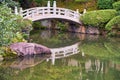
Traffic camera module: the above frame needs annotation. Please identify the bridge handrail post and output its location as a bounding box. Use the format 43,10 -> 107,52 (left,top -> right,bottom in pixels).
76,9 -> 79,13
53,1 -> 56,15
47,1 -> 50,7
19,7 -> 23,17
47,1 -> 50,14
65,9 -> 68,16
75,9 -> 79,19
31,9 -> 34,18
26,9 -> 29,17
42,8 -> 45,15
83,9 -> 86,14
14,6 -> 18,15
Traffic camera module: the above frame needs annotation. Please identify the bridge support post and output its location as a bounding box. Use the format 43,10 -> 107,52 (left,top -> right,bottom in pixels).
47,1 -> 50,14
14,6 -> 18,15
53,1 -> 56,15
51,53 -> 55,65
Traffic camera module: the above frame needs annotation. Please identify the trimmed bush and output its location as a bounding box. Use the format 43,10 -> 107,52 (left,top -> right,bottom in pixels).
97,0 -> 114,9
113,1 -> 120,11
80,10 -> 117,27
105,16 -> 120,30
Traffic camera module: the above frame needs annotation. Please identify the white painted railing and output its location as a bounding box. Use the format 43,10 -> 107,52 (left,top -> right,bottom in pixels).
18,1 -> 82,24
20,7 -> 81,24
47,42 -> 80,65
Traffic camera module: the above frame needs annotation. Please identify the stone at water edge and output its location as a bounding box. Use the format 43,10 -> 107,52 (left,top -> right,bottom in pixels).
10,42 -> 51,56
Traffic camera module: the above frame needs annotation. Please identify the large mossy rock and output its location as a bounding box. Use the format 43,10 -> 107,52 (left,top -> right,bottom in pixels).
80,10 -> 117,27
10,42 -> 51,56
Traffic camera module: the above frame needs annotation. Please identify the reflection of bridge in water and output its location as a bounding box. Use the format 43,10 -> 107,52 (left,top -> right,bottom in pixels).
47,42 -> 80,65
10,42 -> 80,70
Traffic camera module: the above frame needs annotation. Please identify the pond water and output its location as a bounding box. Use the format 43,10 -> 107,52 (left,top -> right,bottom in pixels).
0,30 -> 120,80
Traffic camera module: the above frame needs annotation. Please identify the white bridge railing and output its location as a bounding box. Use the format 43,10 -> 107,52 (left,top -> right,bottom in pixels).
17,1 -> 82,24
47,42 -> 80,65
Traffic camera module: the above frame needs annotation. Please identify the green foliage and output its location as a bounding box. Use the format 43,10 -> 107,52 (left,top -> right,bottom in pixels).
80,10 -> 117,27
75,0 -> 88,3
113,1 -> 120,11
32,21 -> 46,29
0,5 -> 20,46
57,22 -> 68,31
105,16 -> 120,30
34,0 -> 48,6
97,0 -> 114,9
1,0 -> 19,8
0,4 -> 32,54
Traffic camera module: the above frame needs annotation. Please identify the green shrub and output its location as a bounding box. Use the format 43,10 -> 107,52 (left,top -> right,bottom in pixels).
113,1 -> 120,11
0,4 -> 32,54
105,16 -> 120,30
75,0 -> 88,3
80,10 -> 117,27
97,0 -> 114,9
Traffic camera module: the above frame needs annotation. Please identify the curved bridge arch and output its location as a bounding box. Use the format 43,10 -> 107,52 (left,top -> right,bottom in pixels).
18,1 -> 83,24
20,7 -> 82,24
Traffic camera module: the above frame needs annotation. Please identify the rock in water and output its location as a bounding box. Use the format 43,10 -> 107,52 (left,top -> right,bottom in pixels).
10,42 -> 51,56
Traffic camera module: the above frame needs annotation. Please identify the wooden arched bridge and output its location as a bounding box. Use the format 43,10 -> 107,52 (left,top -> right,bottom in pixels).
15,1 -> 86,24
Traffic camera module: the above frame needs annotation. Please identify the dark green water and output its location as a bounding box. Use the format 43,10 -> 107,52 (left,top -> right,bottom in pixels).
0,30 -> 120,80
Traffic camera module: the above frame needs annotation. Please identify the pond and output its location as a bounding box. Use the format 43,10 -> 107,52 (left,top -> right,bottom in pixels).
0,30 -> 120,80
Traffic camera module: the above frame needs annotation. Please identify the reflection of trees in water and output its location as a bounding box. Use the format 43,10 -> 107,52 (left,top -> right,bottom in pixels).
30,30 -> 102,48
55,54 -> 120,80
40,30 -> 51,39
30,30 -> 80,47
0,54 -> 120,80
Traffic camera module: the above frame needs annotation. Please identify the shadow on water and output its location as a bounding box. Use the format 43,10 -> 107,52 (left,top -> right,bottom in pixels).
0,30 -> 120,80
